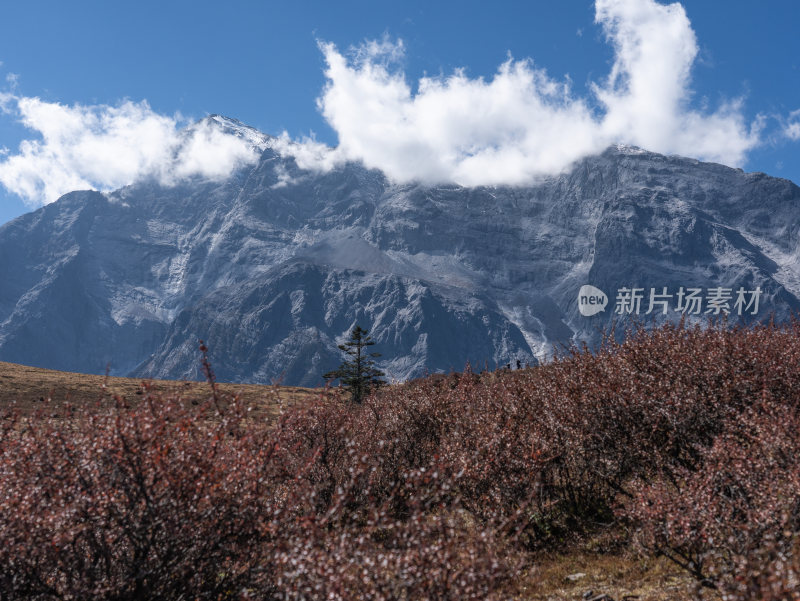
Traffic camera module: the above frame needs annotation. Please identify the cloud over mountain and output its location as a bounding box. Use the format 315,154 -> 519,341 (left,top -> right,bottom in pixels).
0,97 -> 262,207
298,0 -> 761,185
0,0 -> 771,206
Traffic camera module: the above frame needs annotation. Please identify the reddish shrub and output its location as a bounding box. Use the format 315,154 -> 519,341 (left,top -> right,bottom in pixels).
725,537 -> 800,601
3,320 -> 800,598
0,393 -> 284,599
625,398 -> 800,594
0,382 -> 519,599
268,320 -> 800,557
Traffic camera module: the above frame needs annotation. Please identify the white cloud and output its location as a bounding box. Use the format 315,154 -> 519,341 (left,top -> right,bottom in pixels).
0,0 -> 773,205
0,97 -> 262,207
280,0 -> 762,186
171,118 -> 261,182
269,132 -> 340,173
592,0 -> 760,165
785,110 -> 800,141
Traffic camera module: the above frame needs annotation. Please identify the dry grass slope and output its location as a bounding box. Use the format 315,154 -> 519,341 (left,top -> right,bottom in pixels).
0,360 -> 321,422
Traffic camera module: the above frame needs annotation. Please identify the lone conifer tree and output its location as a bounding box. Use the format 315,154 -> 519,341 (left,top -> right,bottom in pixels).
324,325 -> 385,403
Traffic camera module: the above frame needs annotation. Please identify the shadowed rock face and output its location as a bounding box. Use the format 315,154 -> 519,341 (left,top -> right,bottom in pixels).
1,128 -> 799,385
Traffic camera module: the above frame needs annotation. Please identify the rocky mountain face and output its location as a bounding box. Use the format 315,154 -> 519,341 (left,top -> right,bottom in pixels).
1,117 -> 798,385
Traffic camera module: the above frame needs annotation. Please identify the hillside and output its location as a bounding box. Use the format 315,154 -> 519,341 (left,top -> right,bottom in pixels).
2,323 -> 797,599
0,360 -> 321,420
0,355 -> 696,600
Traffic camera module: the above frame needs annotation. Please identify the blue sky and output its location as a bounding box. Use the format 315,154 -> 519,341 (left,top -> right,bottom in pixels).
0,0 -> 798,225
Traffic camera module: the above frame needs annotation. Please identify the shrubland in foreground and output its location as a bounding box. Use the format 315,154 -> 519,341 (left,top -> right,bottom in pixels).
0,322 -> 798,599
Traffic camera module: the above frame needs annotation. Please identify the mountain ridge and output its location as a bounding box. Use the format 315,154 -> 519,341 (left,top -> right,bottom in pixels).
2,118 -> 799,385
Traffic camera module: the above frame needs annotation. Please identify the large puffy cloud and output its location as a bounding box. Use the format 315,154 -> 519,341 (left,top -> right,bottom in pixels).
593,0 -> 760,164
286,0 -> 762,185
316,44 -> 603,185
0,96 -> 263,207
0,0 -> 770,205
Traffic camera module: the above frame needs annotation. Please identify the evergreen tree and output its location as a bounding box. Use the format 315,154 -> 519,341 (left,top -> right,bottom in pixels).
324,325 -> 386,403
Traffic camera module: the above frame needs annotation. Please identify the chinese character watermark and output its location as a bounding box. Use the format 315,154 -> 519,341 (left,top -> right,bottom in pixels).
578,285 -> 762,316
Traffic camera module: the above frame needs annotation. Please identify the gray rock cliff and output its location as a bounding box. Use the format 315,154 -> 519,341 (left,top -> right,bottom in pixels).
1,118 -> 798,385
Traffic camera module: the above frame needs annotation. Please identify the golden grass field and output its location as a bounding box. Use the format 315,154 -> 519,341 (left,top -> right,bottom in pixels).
0,360 -> 326,422
518,551 -> 698,600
